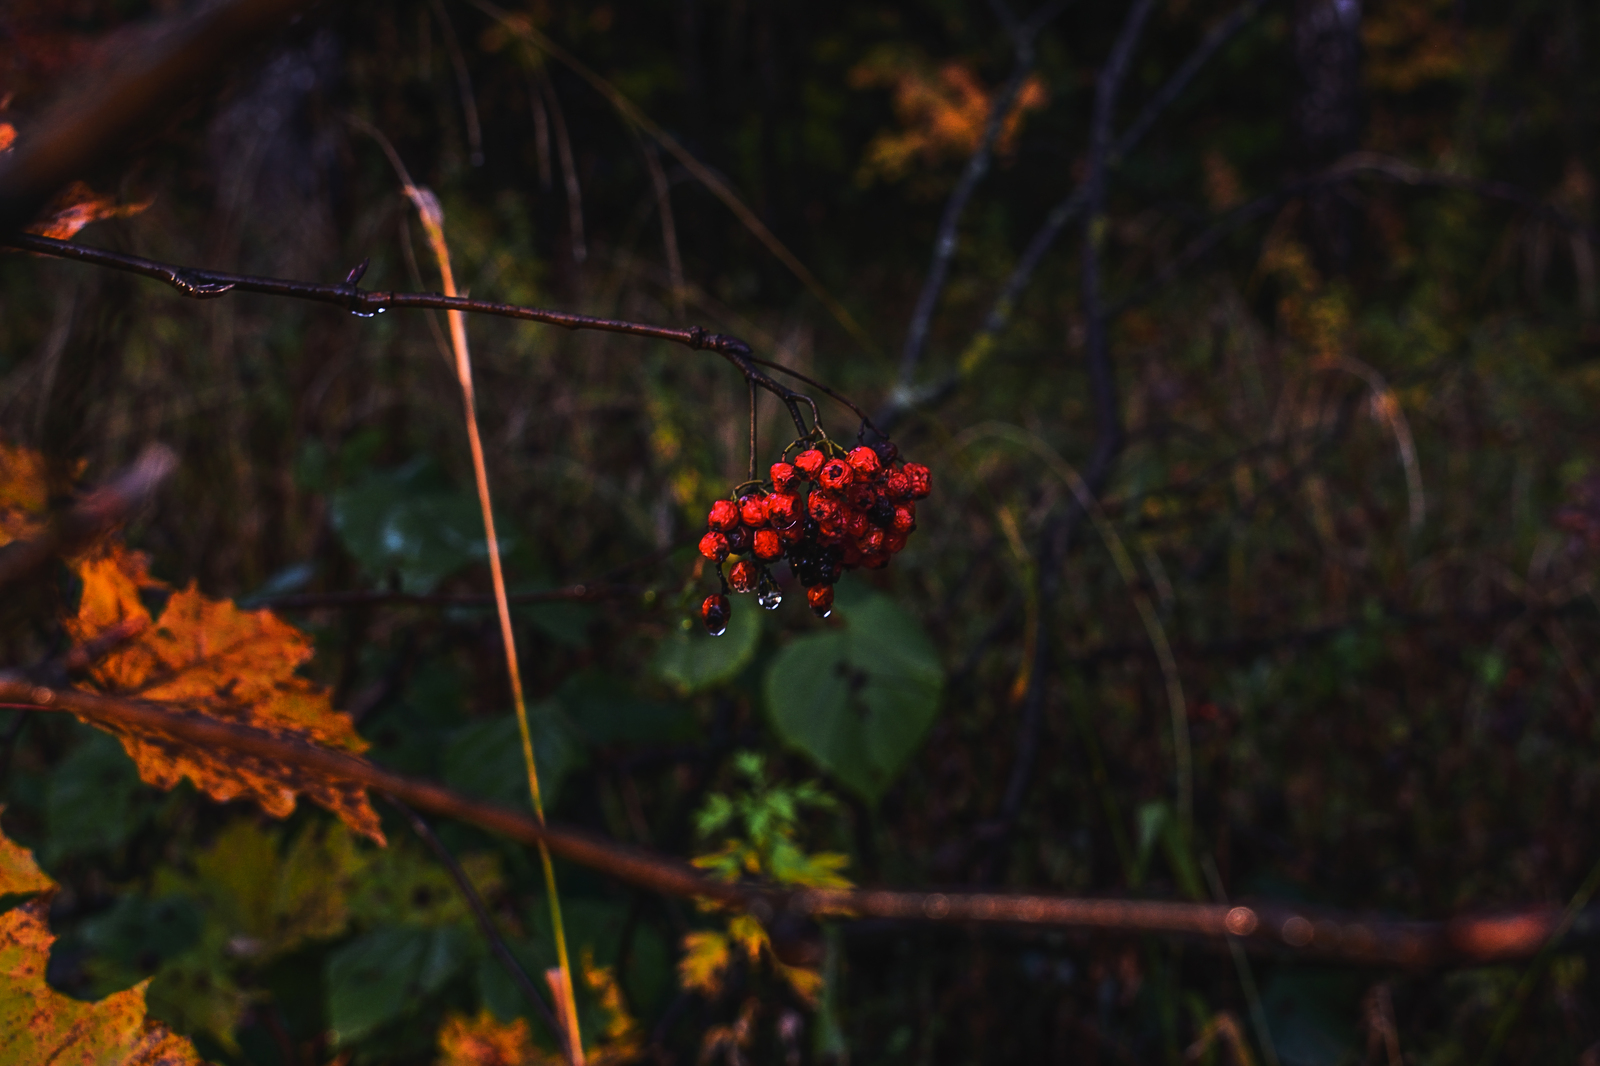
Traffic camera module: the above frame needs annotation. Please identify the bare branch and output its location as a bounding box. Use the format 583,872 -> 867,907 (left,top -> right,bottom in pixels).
896,0 -> 1069,385
387,797 -> 568,1059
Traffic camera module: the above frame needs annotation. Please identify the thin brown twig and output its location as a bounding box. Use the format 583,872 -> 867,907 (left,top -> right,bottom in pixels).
0,677 -> 1586,968
386,796 -> 568,1057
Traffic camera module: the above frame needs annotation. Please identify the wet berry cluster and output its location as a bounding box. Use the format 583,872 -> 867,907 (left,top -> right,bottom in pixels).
697,440 -> 931,635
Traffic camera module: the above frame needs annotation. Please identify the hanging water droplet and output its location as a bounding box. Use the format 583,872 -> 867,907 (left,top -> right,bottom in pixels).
811,604 -> 832,620
705,617 -> 728,636
349,309 -> 378,318
756,572 -> 783,610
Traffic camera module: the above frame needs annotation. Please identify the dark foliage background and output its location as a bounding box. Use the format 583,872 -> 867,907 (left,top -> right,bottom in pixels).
3,0 -> 1600,1061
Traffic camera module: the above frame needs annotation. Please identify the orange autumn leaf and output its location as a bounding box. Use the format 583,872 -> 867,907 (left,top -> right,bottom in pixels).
0,439 -> 49,548
26,179 -> 151,241
0,823 -> 205,1066
436,1010 -> 557,1066
65,544 -> 385,843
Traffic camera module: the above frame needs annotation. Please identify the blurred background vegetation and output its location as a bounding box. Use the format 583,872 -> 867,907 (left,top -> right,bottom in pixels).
3,0 -> 1600,1061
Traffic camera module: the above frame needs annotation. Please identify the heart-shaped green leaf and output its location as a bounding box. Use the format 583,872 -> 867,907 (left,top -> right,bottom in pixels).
764,595 -> 942,801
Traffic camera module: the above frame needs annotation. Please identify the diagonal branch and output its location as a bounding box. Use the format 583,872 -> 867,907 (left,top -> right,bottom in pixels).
881,0 -> 1266,426
0,676 -> 1587,969
0,0 -> 311,234
896,0 -> 1070,386
4,231 -> 821,437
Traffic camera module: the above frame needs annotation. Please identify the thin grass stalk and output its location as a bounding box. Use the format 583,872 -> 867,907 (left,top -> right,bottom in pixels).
405,183 -> 586,1065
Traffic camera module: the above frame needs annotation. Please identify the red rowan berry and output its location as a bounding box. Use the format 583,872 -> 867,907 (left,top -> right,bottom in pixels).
886,531 -> 908,554
844,508 -> 869,538
698,531 -> 730,562
701,594 -> 731,636
892,503 -> 916,533
846,483 -> 874,509
819,459 -> 854,490
842,543 -> 863,567
753,528 -> 782,560
767,492 -> 800,527
795,449 -> 825,477
863,551 -> 890,570
708,499 -> 740,532
884,469 -> 912,499
729,558 -> 759,593
862,527 -> 886,554
847,446 -> 882,477
904,462 -> 932,498
739,493 -> 769,527
770,462 -> 797,492
816,521 -> 845,545
807,584 -> 834,618
779,521 -> 806,544
808,492 -> 839,523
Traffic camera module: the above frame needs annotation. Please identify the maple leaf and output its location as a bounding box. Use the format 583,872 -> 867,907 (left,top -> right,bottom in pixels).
65,544 -> 385,843
25,179 -> 152,241
0,822 -> 206,1065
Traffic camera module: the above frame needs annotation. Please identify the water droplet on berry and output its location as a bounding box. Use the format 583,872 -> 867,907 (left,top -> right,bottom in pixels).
756,570 -> 783,610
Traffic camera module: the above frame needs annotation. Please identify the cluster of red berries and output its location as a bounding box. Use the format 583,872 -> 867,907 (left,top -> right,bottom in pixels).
696,440 -> 931,634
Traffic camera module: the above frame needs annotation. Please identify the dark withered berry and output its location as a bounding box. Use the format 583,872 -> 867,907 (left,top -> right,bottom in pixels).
698,531 -> 730,562
708,499 -> 740,532
726,525 -> 752,555
868,497 -> 896,527
873,439 -> 900,465
701,594 -> 731,636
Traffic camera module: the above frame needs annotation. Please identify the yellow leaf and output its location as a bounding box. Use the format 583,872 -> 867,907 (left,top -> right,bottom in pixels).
0,827 -> 206,1066
436,1009 -> 560,1066
0,810 -> 52,898
677,930 -> 731,997
66,545 -> 384,843
25,180 -> 152,241
581,949 -> 643,1064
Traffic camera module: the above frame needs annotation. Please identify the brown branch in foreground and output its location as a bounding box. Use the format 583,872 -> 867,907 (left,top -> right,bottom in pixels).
0,443 -> 176,590
3,232 -> 822,437
0,676 -> 1584,970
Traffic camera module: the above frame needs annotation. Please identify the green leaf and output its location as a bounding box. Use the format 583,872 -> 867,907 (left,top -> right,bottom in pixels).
763,595 -> 943,802
652,603 -> 761,693
325,926 -> 467,1045
329,459 -> 510,594
558,671 -> 695,746
442,702 -> 585,810
44,730 -> 147,863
